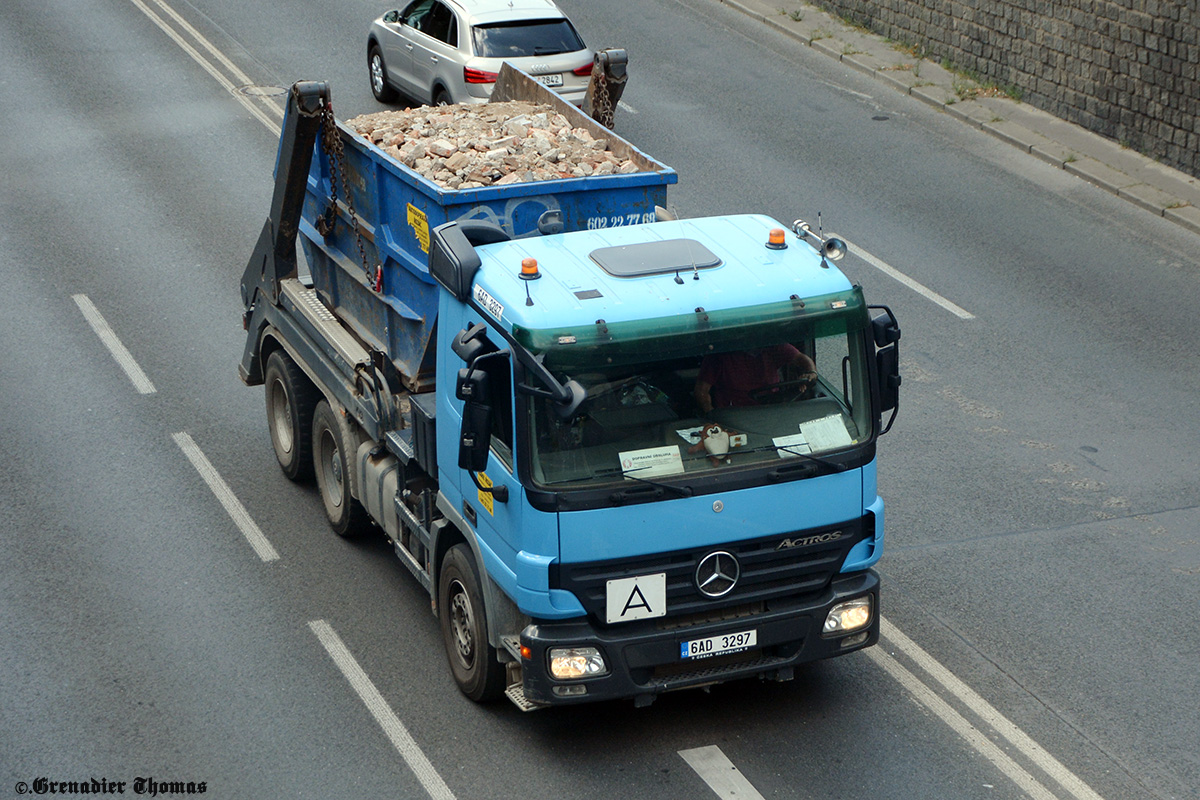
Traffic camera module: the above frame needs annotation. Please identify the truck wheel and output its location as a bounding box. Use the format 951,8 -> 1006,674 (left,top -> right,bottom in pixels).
265,350 -> 317,482
439,544 -> 506,702
369,46 -> 398,103
312,400 -> 369,537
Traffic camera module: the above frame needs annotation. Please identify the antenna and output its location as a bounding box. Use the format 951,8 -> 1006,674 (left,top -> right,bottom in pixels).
683,233 -> 700,283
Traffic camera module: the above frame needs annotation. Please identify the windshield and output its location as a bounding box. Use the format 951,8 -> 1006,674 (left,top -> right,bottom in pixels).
526,310 -> 874,491
472,19 -> 585,58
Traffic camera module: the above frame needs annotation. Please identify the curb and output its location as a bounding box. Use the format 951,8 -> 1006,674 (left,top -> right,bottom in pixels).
716,0 -> 1200,236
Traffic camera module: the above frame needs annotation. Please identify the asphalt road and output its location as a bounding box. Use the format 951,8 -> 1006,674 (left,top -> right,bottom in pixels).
2,0 -> 1197,798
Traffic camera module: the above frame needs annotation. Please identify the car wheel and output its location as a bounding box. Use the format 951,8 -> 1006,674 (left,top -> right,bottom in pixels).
369,46 -> 398,103
433,87 -> 452,106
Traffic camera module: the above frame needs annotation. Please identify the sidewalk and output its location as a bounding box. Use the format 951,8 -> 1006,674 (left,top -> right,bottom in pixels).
720,0 -> 1200,236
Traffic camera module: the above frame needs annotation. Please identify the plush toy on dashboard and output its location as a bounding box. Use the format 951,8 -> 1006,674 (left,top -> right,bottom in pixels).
688,423 -> 747,467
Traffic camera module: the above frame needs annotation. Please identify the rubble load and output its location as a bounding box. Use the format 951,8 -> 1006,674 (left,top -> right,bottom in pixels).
345,101 -> 646,189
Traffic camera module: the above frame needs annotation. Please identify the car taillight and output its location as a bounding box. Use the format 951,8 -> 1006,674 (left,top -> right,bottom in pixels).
572,62 -> 594,76
464,67 -> 498,84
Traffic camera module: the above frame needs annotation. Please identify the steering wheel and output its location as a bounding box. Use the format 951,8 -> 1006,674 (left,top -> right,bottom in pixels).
748,375 -> 816,404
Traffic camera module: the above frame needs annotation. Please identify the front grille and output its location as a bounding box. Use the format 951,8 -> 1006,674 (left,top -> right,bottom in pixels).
552,516 -> 870,626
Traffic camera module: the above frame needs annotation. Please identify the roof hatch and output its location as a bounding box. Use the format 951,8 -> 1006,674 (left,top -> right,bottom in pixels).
589,238 -> 721,278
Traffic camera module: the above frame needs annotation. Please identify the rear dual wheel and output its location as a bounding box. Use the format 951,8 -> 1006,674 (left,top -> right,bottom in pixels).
265,350 -> 318,482
312,400 -> 370,537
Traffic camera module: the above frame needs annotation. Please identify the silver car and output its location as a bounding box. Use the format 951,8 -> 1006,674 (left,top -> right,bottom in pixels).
367,0 -> 594,107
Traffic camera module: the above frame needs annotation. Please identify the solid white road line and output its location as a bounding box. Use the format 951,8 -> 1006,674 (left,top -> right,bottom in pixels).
881,618 -> 1106,800
679,745 -> 768,800
309,620 -> 457,800
172,432 -> 280,562
72,294 -> 157,395
847,240 -> 976,319
125,0 -> 281,133
867,643 -> 1062,800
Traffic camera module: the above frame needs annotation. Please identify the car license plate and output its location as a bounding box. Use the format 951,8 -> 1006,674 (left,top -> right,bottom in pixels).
535,73 -> 563,87
681,629 -> 757,660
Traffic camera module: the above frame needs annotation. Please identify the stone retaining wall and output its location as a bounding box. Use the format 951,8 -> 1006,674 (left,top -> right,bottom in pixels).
812,0 -> 1200,178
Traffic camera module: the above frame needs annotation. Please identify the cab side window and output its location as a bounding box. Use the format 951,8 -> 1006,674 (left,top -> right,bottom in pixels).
480,352 -> 513,468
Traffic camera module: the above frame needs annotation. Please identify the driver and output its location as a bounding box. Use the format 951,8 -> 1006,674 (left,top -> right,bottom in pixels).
694,344 -> 816,414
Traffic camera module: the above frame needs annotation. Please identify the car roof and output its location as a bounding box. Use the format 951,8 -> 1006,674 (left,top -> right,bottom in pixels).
444,0 -> 567,26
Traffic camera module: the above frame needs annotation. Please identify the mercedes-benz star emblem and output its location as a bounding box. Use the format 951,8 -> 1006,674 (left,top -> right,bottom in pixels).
695,550 -> 739,598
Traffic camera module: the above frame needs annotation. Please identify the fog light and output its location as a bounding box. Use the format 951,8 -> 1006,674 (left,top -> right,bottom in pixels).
549,647 -> 607,680
823,596 -> 872,636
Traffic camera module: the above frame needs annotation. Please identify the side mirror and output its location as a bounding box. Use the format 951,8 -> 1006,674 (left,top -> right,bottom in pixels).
870,305 -> 901,434
458,401 -> 492,473
876,346 -> 900,413
556,379 -> 587,419
456,367 -> 489,402
871,307 -> 901,347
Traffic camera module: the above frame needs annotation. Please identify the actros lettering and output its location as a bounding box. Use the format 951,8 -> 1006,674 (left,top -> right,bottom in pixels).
777,531 -> 843,550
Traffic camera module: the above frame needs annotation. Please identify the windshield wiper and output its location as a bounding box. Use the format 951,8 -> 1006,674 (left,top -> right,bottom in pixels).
544,466 -> 693,498
736,443 -> 848,473
617,468 -> 694,498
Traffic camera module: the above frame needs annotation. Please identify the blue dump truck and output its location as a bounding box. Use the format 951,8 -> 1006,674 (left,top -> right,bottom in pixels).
239,68 -> 900,709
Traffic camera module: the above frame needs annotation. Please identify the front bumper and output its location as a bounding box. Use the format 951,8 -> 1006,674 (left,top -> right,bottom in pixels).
519,569 -> 879,706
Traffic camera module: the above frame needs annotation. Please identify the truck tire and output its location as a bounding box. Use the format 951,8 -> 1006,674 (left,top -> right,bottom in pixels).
438,544 -> 506,702
369,46 -> 399,103
265,350 -> 318,482
312,400 -> 369,537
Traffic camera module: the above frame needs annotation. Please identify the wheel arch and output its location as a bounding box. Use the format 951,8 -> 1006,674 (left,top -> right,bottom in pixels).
429,498 -> 522,652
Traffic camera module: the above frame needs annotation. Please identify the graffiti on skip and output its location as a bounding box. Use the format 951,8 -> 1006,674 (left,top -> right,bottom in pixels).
453,196 -> 657,236
454,195 -> 563,236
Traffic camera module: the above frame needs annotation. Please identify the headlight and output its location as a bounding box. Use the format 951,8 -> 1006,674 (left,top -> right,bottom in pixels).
549,647 -> 607,680
823,596 -> 872,636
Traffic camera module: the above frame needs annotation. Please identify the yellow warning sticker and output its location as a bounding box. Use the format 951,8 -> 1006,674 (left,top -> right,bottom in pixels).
477,472 -> 495,516
407,204 -> 430,253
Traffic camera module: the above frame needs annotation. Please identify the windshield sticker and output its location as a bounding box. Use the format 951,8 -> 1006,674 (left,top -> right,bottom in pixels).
619,445 -> 684,478
773,432 -> 812,459
801,415 -> 854,450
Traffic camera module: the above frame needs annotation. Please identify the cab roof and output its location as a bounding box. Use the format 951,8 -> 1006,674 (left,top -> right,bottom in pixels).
471,214 -> 856,333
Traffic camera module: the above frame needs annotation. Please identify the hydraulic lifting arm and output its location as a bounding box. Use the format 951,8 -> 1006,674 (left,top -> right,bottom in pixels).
239,81 -> 330,312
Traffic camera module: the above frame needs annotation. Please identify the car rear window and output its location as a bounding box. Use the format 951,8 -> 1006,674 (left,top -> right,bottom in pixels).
472,19 -> 585,58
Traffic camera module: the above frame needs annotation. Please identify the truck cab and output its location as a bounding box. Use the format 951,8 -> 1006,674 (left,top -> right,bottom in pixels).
430,213 -> 899,706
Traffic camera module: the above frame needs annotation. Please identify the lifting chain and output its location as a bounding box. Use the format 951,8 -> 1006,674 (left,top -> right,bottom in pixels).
312,91 -> 382,292
592,69 -> 614,129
